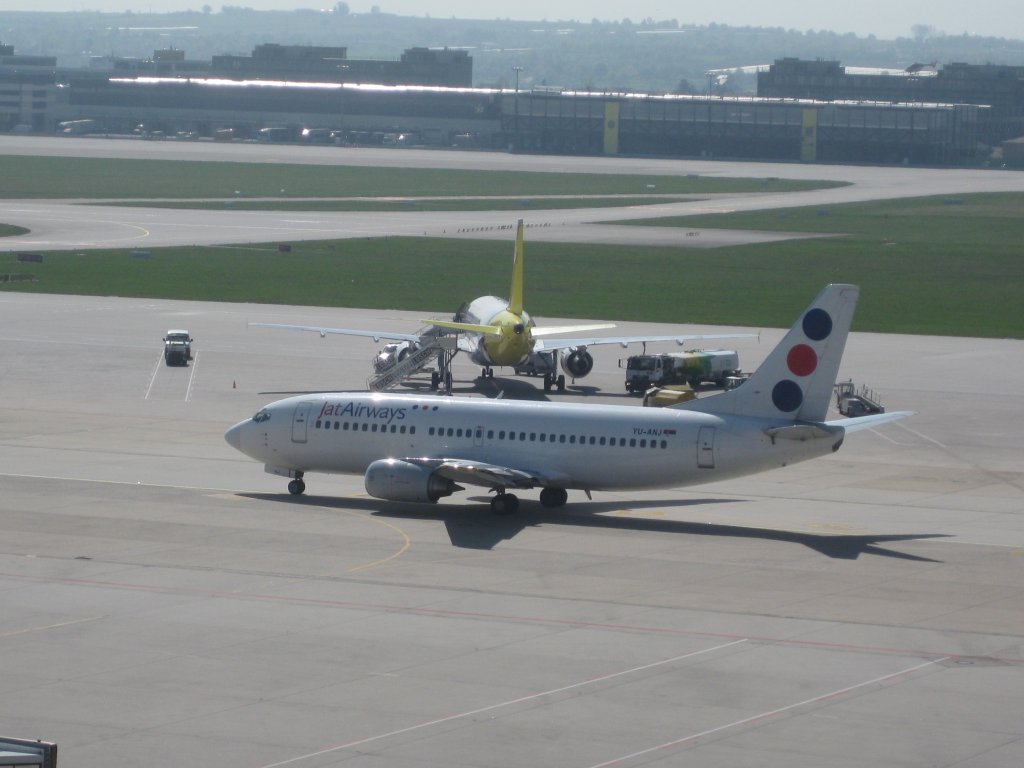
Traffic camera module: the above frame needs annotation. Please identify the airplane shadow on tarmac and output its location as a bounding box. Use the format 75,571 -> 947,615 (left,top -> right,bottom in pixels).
240,492 -> 948,561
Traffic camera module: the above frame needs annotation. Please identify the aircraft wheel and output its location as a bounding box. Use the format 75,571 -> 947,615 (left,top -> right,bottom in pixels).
543,374 -> 553,392
288,479 -> 306,495
556,374 -> 566,392
539,487 -> 568,508
444,370 -> 453,392
490,493 -> 519,515
430,371 -> 440,390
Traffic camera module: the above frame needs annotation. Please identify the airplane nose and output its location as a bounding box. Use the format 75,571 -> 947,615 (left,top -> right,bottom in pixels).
225,421 -> 244,451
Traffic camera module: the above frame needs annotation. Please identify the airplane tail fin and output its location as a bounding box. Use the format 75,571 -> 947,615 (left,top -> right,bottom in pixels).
508,219 -> 525,316
680,284 -> 859,423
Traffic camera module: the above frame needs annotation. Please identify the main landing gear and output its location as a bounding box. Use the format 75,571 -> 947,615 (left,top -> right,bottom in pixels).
543,373 -> 566,393
287,472 -> 306,495
539,487 -> 568,508
490,487 -> 568,514
490,491 -> 519,515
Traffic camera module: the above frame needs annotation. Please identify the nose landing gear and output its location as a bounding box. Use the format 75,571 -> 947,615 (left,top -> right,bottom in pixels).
287,473 -> 306,495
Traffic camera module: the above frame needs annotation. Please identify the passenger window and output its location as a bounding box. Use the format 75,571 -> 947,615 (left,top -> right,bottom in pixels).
660,440 -> 667,448
487,430 -> 494,439
499,430 -> 506,439
530,433 -> 536,441
569,435 -> 576,444
334,421 -> 340,430
559,435 -> 566,444
410,426 -> 415,434
629,438 -> 637,447
400,425 -> 407,434
315,420 -> 322,429
539,434 -> 546,442
599,437 -> 606,446
362,423 -> 368,432
640,439 -> 646,448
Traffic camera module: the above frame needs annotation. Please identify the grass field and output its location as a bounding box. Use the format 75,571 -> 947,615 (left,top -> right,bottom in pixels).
0,154 -> 840,200
1,154 -> 1020,338
3,200 -> 1021,338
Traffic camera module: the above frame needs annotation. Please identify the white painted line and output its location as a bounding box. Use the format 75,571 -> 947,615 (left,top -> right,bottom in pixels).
583,657 -> 949,768
143,352 -> 162,400
185,350 -> 199,402
257,640 -> 748,768
894,421 -> 948,449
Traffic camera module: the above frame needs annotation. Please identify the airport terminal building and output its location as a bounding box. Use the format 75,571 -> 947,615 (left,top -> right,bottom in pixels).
0,43 -> 1011,166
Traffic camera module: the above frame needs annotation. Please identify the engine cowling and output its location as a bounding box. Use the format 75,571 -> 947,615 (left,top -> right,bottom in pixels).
559,347 -> 594,379
364,459 -> 458,503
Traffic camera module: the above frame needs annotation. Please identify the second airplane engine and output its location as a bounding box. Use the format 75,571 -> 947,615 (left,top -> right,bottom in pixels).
364,459 -> 458,503
560,347 -> 594,378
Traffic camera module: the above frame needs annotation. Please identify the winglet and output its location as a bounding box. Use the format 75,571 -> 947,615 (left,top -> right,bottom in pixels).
508,219 -> 525,316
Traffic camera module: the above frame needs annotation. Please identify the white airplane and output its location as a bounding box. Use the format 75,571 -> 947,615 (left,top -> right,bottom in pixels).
251,219 -> 751,392
226,284 -> 911,514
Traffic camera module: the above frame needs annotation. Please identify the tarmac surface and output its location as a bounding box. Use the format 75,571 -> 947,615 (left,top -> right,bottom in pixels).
1,142 -> 1023,766
1,291 -> 1022,768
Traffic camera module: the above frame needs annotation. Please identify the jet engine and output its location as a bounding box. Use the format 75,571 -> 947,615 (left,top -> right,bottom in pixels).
364,459 -> 460,503
559,347 -> 594,379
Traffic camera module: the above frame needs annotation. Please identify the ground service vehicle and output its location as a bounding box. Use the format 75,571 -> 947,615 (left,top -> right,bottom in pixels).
834,380 -> 885,416
163,330 -> 193,366
624,350 -> 740,393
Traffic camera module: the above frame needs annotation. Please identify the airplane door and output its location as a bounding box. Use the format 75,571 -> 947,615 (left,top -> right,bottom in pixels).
292,402 -> 312,444
697,426 -> 716,469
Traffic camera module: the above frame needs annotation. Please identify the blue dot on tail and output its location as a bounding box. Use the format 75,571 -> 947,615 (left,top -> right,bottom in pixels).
772,380 -> 803,412
802,308 -> 832,341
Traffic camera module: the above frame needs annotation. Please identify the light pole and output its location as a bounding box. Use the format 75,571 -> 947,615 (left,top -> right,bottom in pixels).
512,66 -> 523,151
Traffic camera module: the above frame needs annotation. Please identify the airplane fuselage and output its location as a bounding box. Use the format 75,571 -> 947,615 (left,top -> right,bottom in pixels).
458,295 -> 535,368
226,392 -> 845,495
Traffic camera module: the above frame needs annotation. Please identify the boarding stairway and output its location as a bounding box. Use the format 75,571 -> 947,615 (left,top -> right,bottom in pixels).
367,329 -> 458,392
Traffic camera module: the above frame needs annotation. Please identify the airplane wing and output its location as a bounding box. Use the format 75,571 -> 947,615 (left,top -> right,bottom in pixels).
826,411 -> 915,433
249,322 -> 421,343
534,332 -> 758,352
408,457 -> 569,490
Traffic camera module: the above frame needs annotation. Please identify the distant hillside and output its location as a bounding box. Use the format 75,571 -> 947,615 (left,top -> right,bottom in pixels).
6,9 -> 1024,94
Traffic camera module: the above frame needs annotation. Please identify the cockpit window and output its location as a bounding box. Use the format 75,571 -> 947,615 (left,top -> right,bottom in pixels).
253,409 -> 271,423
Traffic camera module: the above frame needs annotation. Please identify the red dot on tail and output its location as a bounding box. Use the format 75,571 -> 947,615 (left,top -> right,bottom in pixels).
787,344 -> 818,377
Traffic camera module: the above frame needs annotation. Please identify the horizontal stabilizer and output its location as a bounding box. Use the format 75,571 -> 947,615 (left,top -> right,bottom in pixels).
764,423 -> 844,442
428,319 -> 505,336
826,411 -> 914,433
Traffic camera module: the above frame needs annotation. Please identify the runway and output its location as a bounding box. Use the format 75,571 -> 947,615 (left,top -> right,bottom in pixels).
1,291 -> 1022,768
3,136 -> 1024,252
